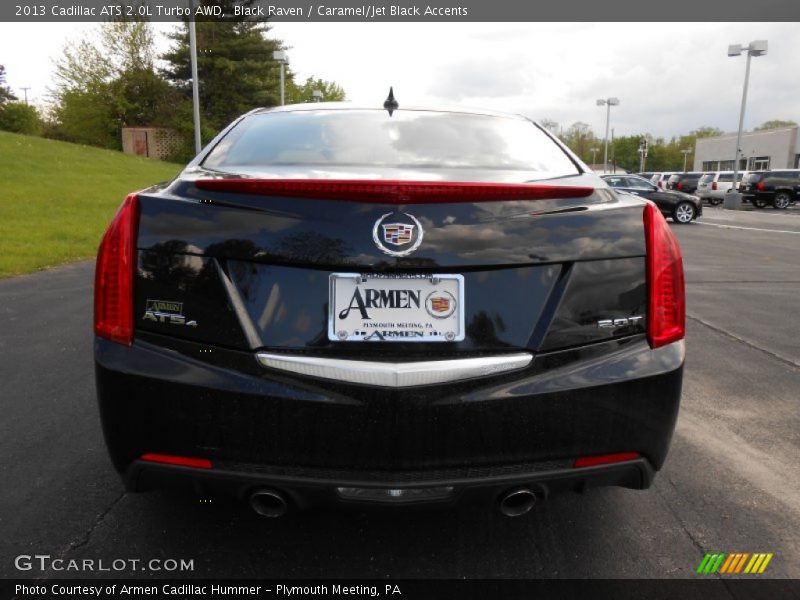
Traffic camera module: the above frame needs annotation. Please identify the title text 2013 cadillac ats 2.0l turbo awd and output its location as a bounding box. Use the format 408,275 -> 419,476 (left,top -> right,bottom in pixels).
94,101 -> 685,518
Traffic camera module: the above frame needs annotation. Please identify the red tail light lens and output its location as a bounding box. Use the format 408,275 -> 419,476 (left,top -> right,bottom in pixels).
140,453 -> 212,469
677,181 -> 684,190
94,194 -> 139,346
756,181 -> 765,191
711,181 -> 718,190
574,452 -> 641,468
644,202 -> 685,349
194,179 -> 594,204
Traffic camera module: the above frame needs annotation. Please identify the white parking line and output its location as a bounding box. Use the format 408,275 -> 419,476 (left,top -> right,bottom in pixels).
696,221 -> 800,234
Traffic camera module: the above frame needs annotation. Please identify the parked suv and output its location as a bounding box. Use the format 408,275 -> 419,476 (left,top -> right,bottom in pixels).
667,172 -> 703,194
696,171 -> 746,206
741,170 -> 800,209
653,173 -> 673,189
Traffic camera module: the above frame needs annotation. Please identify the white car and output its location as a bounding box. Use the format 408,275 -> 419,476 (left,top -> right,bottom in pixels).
696,171 -> 746,205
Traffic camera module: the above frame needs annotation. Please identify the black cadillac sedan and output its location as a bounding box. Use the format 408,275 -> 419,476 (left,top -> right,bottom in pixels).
94,103 -> 685,518
601,174 -> 702,224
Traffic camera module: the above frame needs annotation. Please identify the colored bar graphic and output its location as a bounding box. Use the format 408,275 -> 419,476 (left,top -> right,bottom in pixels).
698,552 -> 773,575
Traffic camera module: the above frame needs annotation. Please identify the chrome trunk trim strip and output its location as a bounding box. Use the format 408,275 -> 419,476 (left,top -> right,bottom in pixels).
255,352 -> 533,387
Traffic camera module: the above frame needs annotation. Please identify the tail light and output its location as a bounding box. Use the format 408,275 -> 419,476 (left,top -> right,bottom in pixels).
193,179 -> 594,204
677,181 -> 684,190
711,181 -> 718,190
94,194 -> 139,345
643,202 -> 685,349
756,181 -> 765,191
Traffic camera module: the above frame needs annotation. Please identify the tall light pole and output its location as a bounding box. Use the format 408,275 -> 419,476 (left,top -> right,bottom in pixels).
591,147 -> 599,167
681,148 -> 692,172
596,97 -> 620,174
724,40 -> 767,210
188,1 -> 201,154
273,51 -> 289,105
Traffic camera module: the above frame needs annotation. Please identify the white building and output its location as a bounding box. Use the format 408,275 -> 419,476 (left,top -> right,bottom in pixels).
694,126 -> 799,172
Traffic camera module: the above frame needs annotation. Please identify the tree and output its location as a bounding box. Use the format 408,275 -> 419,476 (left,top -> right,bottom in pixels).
0,102 -> 42,135
50,20 -> 175,149
285,76 -> 345,104
754,119 -> 797,131
691,126 -> 723,139
0,65 -> 17,106
538,118 -> 559,135
161,4 -> 284,133
561,122 -> 598,163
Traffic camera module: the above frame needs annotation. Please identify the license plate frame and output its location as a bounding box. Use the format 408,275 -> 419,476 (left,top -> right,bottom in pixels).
328,273 -> 465,343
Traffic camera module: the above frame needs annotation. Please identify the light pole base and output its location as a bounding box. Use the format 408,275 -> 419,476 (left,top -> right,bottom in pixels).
723,192 -> 744,210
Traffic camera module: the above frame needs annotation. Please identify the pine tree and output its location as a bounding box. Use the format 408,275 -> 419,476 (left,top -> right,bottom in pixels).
0,65 -> 17,106
161,2 -> 284,132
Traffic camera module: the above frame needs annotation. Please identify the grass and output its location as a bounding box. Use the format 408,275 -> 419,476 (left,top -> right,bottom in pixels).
0,131 -> 182,278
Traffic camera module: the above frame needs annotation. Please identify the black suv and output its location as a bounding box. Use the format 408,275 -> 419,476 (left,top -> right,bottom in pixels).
741,170 -> 800,209
667,172 -> 703,194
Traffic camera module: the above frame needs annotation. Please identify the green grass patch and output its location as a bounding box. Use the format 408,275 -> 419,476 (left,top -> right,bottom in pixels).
0,131 -> 181,278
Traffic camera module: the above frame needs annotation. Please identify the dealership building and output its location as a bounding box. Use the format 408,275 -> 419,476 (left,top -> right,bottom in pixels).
693,126 -> 799,172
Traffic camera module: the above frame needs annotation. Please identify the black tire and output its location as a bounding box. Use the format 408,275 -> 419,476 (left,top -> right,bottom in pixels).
709,198 -> 723,206
672,201 -> 696,224
772,192 -> 791,210
752,197 -> 767,209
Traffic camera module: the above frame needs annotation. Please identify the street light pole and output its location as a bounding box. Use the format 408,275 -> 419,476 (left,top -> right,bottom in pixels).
591,147 -> 599,167
681,149 -> 691,172
188,2 -> 202,154
725,40 -> 767,210
596,97 -> 620,174
273,51 -> 289,105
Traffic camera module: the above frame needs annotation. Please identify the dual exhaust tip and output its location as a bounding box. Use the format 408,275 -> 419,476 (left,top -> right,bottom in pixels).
249,489 -> 289,518
498,487 -> 537,517
248,487 -> 537,518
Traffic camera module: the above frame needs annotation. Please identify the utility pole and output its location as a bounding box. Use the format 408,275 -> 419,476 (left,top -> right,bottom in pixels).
20,87 -> 30,105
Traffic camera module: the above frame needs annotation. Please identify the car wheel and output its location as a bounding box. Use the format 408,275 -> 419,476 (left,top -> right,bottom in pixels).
710,198 -> 723,206
772,192 -> 791,209
751,197 -> 767,208
672,202 -> 696,224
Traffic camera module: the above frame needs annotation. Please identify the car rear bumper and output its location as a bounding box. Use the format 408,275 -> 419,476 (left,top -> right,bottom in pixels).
125,455 -> 655,509
95,334 -> 683,503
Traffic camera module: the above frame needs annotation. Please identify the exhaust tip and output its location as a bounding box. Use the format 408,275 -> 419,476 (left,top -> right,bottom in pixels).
499,488 -> 537,517
249,489 -> 288,518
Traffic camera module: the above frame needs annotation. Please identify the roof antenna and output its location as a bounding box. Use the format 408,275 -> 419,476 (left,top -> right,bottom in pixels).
383,87 -> 399,116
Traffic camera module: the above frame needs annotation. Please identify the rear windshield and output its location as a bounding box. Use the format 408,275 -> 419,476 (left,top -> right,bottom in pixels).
718,173 -> 733,182
700,174 -> 714,183
202,110 -> 581,178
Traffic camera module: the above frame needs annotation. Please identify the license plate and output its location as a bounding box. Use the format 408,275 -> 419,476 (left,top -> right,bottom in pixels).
328,273 -> 465,342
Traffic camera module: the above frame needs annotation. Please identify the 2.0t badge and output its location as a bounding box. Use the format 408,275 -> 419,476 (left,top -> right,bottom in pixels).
372,212 -> 424,257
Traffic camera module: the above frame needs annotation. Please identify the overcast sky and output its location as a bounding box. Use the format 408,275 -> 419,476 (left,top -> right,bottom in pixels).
1,22 -> 797,139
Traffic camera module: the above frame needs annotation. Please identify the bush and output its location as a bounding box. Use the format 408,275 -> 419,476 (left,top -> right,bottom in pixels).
0,102 -> 43,135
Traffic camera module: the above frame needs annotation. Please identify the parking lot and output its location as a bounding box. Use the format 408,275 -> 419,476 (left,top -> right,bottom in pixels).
1,206 -> 798,579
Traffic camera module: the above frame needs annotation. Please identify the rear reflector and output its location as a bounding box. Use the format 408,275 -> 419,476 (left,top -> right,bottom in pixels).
194,179 -> 594,204
140,453 -> 212,469
94,194 -> 139,346
644,202 -> 685,348
574,452 -> 641,468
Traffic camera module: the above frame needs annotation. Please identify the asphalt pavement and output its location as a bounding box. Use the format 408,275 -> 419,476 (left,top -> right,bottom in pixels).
1,206 -> 798,580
